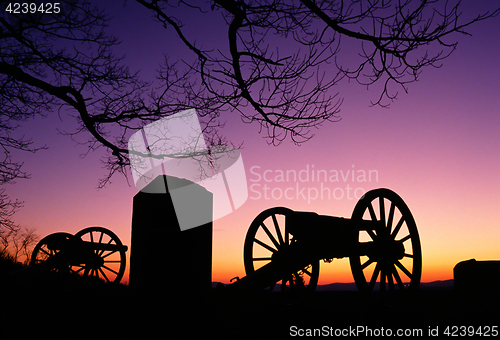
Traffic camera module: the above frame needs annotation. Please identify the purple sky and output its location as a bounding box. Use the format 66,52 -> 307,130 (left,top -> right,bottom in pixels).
7,0 -> 500,284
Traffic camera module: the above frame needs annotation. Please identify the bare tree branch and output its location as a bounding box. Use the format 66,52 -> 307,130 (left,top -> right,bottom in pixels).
0,0 -> 498,188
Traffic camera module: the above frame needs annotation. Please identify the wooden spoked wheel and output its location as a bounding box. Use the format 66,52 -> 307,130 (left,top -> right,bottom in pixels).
73,227 -> 127,284
244,207 -> 319,292
30,232 -> 74,271
349,188 -> 422,293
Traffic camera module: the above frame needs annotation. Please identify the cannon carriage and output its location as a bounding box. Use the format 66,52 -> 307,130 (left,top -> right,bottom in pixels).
30,226 -> 128,284
229,188 -> 422,293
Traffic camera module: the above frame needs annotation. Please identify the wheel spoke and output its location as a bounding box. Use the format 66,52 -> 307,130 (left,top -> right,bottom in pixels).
366,229 -> 377,241
101,264 -> 119,275
399,234 -> 411,243
254,238 -> 276,253
387,202 -> 395,234
367,202 -> 377,222
361,258 -> 374,270
392,265 -> 406,290
369,263 -> 380,290
272,214 -> 285,246
73,266 -> 85,274
380,270 -> 386,292
284,223 -> 289,245
379,197 -> 385,228
260,222 -> 280,250
395,260 -> 412,279
387,270 -> 395,291
102,250 -> 118,259
98,267 -> 110,282
391,216 -> 405,239
252,257 -> 272,261
97,233 -> 106,256
40,248 -> 50,256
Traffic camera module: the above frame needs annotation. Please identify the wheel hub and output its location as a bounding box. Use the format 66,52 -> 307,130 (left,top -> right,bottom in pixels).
371,236 -> 406,262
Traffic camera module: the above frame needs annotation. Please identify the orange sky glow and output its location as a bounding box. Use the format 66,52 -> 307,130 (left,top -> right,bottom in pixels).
6,1 -> 500,287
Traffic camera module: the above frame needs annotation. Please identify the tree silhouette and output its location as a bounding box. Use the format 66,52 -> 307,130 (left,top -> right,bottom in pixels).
0,0 -> 498,186
0,188 -> 38,265
137,0 -> 499,144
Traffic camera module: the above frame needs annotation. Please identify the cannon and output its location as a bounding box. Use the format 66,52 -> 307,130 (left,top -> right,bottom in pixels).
30,226 -> 128,284
228,188 -> 422,293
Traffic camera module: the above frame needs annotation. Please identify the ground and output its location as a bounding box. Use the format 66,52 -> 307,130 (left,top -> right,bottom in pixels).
1,265 -> 498,339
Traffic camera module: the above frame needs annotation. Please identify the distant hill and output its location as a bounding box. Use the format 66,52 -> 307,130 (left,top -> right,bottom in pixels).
420,279 -> 454,290
316,282 -> 358,291
316,280 -> 454,291
213,280 -> 455,291
317,280 -> 454,291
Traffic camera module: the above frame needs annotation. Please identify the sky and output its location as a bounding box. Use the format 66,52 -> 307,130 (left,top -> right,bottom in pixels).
5,0 -> 500,285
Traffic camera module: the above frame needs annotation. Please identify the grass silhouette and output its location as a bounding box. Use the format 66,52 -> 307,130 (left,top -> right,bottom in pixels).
1,255 -> 498,339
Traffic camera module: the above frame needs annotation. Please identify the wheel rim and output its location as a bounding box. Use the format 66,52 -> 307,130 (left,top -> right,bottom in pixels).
30,232 -> 74,271
244,207 -> 319,292
73,227 -> 126,284
349,189 -> 422,293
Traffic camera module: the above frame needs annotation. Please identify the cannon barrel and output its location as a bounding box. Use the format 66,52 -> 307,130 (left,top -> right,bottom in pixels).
286,211 -> 384,259
77,241 -> 128,252
287,211 -> 383,236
